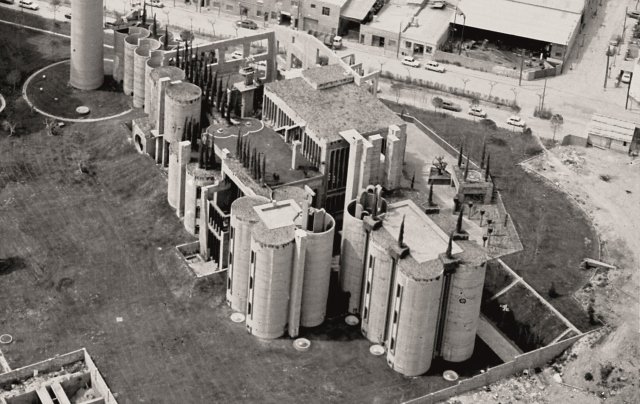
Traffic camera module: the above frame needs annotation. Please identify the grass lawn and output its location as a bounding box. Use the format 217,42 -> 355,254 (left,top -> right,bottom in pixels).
383,101 -> 600,332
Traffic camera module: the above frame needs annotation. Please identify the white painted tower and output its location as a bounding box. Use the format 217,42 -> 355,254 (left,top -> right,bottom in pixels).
70,0 -> 104,90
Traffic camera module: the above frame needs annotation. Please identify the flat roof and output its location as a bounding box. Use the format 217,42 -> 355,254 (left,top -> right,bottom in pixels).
457,0 -> 582,45
587,114 -> 637,143
254,199 -> 301,230
514,0 -> 585,14
266,74 -> 403,142
383,200 -> 462,264
301,64 -> 354,88
403,5 -> 454,44
342,0 -> 377,21
210,119 -> 319,186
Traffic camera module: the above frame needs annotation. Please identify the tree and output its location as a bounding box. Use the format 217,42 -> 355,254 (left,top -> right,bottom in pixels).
163,26 -> 169,50
1,120 -> 17,137
51,0 -> 62,22
6,69 -> 21,93
431,96 -> 443,113
152,14 -> 158,38
550,114 -> 564,142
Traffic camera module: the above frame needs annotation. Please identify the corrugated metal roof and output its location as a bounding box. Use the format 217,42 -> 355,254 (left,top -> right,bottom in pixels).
587,114 -> 637,143
457,0 -> 582,45
341,0 -> 377,21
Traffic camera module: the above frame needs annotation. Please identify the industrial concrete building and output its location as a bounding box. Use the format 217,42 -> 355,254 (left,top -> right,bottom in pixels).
225,197 -> 335,338
264,64 -> 406,214
69,0 -> 104,90
341,187 -> 488,376
586,114 -> 640,155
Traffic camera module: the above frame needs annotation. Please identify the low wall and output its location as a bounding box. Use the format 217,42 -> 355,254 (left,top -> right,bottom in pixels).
0,350 -> 85,385
0,94 -> 5,115
83,350 -> 119,404
433,50 -> 497,73
404,332 -> 586,404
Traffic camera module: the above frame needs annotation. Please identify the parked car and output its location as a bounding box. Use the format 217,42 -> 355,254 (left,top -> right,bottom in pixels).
64,12 -> 71,19
468,106 -> 487,118
236,19 -> 258,30
332,35 -> 343,50
627,9 -> 640,19
0,0 -> 16,4
425,60 -> 445,73
18,0 -> 38,10
149,0 -> 164,7
230,50 -> 244,60
401,56 -> 420,68
506,115 -> 526,127
622,71 -> 632,83
441,100 -> 462,112
430,1 -> 445,9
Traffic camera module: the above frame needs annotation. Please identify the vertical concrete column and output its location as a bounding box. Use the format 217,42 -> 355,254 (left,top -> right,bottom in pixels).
199,185 -> 216,261
360,240 -> 394,344
368,134 -> 383,185
292,141 -> 301,169
176,141 -> 191,218
340,129 -> 364,214
70,0 -> 104,90
288,229 -> 307,338
155,137 -> 162,164
167,144 -> 180,209
359,139 -> 374,190
156,77 -> 171,132
385,134 -> 402,190
266,34 -> 276,82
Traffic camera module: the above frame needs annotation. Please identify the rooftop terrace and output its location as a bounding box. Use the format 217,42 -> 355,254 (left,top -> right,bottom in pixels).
265,72 -> 403,142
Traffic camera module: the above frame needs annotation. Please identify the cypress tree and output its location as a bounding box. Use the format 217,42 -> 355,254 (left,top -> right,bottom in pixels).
220,92 -> 226,117
152,14 -> 157,38
208,136 -> 215,170
198,139 -> 205,168
216,79 -> 223,110
261,155 -> 266,182
463,155 -> 470,181
175,42 -> 180,68
236,130 -> 242,156
456,207 -> 464,234
428,183 -> 434,206
457,143 -> 463,167
485,154 -> 491,181
163,26 -> 169,50
142,3 -> 147,26
446,232 -> 454,258
398,215 -> 405,247
480,139 -> 487,169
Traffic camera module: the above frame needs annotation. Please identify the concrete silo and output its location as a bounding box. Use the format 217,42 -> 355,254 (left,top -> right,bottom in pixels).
246,222 -> 296,339
123,29 -> 150,96
144,52 -> 164,114
386,264 -> 443,376
300,210 -> 335,328
133,38 -> 161,108
227,196 -> 270,312
340,200 -> 368,315
163,82 -> 202,144
440,260 -> 487,362
360,235 -> 394,344
69,0 -> 104,90
114,27 -> 148,84
148,66 -> 185,132
184,163 -> 220,236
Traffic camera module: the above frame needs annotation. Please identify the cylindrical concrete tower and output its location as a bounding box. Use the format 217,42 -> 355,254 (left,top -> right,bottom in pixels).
133,38 -> 161,108
164,82 -> 202,144
246,222 -> 296,339
70,0 -> 104,90
440,261 -> 487,362
184,163 -> 219,235
386,265 -> 443,376
340,200 -> 368,315
148,66 -> 185,131
123,29 -> 150,96
144,53 -> 164,114
360,236 -> 394,344
300,211 -> 335,327
227,196 -> 270,312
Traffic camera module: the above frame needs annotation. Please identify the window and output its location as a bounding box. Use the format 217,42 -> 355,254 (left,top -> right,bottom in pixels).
194,225 -> 199,235
405,41 -> 412,48
271,11 -> 277,19
363,307 -> 368,319
292,36 -> 295,44
322,6 -> 330,15
213,1 -> 220,6
195,206 -> 200,219
396,285 -> 401,297
227,278 -> 231,290
393,311 -> 398,324
425,46 -> 433,54
292,0 -> 299,5
310,3 -> 316,8
248,302 -> 252,315
196,186 -> 202,199
366,281 -> 371,294
249,276 -> 253,289
390,338 -> 395,350
388,39 -> 397,47
555,51 -> 562,57
251,251 -> 255,263
623,141 -> 628,146
257,10 -> 263,16
225,4 -> 233,11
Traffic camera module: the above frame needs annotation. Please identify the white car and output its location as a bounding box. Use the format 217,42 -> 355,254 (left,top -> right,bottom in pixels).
18,0 -> 39,10
401,56 -> 420,68
622,71 -> 632,84
468,106 -> 487,118
230,50 -> 244,60
506,115 -> 526,127
425,61 -> 445,73
149,0 -> 164,7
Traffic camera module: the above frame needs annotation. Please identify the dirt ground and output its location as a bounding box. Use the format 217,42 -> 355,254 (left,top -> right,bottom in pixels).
450,146 -> 640,403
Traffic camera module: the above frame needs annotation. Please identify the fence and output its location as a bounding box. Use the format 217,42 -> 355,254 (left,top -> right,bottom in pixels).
403,332 -> 588,404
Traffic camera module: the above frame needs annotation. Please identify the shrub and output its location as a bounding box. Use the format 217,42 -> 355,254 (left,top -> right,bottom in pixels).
534,106 -> 553,119
584,372 -> 594,381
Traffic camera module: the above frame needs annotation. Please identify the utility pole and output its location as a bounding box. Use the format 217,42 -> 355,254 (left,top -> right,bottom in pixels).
626,72 -> 634,109
605,51 -> 611,88
540,78 -> 547,110
519,49 -> 524,86
458,13 -> 466,55
396,22 -> 402,59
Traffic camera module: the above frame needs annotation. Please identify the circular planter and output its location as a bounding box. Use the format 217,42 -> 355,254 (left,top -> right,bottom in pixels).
0,334 -> 13,344
369,344 -> 385,356
443,370 -> 459,381
293,338 -> 311,352
230,313 -> 245,323
345,315 -> 359,326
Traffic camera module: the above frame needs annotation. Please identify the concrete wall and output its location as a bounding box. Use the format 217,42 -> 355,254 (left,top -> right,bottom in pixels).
403,332 -> 588,404
340,200 -> 367,314
360,237 -> 394,344
300,0 -> 342,35
69,0 -> 104,90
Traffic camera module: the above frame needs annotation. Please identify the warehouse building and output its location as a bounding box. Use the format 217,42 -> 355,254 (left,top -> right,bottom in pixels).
586,114 -> 640,155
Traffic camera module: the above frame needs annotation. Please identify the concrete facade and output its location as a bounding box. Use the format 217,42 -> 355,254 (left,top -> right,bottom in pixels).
340,189 -> 488,377
69,0 -> 104,90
